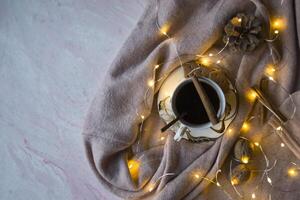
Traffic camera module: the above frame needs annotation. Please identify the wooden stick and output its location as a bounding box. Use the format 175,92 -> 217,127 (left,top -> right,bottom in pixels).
191,76 -> 219,125
251,86 -> 287,123
161,113 -> 186,132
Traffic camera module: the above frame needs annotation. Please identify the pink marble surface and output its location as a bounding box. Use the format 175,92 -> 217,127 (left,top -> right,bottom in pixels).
0,0 -> 145,199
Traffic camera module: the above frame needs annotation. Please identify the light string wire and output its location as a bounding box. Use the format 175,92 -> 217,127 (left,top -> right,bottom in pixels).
147,173 -> 176,192
230,8 -> 298,198
257,125 -> 300,194
138,0 -> 238,195
260,78 -> 297,123
229,159 -> 244,198
130,0 -> 298,198
193,169 -> 234,200
228,137 -> 278,199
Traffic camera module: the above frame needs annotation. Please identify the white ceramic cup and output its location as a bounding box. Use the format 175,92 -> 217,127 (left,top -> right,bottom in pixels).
171,77 -> 226,141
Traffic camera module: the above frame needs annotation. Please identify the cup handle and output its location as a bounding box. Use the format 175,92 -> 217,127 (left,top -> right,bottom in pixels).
174,124 -> 187,141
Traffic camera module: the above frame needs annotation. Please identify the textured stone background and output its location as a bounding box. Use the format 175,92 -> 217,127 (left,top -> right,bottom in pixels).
0,0 -> 145,199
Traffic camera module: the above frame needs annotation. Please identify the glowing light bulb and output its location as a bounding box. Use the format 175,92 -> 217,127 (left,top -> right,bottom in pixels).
267,177 -> 272,184
194,174 -> 200,179
216,182 -> 221,187
148,186 -> 154,192
274,29 -> 279,34
268,76 -> 274,81
226,128 -> 233,138
216,60 -> 221,64
276,126 -> 282,131
159,24 -> 170,36
148,79 -> 155,87
208,53 -> 214,57
200,57 -> 211,66
160,136 -> 165,141
128,160 -> 138,169
231,178 -> 239,186
128,159 -> 140,180
272,18 -> 285,30
268,66 -> 276,72
246,89 -> 257,102
265,65 -> 276,77
254,142 -> 260,147
241,155 -> 250,164
273,20 -> 280,28
154,64 -> 159,69
141,115 -> 145,120
280,143 -> 285,147
241,122 -> 250,133
252,193 -> 256,199
288,168 -> 298,177
238,18 -> 242,22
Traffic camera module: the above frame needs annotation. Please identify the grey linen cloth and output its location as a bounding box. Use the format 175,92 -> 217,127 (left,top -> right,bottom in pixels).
83,0 -> 300,199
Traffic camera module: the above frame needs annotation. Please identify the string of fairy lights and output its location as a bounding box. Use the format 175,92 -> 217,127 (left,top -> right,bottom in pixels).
127,1 -> 299,199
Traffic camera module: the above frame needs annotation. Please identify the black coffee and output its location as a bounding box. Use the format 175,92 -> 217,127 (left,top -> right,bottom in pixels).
172,80 -> 220,126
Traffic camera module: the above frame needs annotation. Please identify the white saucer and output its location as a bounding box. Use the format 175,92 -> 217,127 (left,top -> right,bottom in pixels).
157,66 -> 237,142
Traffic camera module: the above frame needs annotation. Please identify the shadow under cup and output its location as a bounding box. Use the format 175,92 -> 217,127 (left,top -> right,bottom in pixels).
171,78 -> 224,128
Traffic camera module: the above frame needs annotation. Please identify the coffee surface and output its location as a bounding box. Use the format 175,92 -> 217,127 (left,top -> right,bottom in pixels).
173,81 -> 220,125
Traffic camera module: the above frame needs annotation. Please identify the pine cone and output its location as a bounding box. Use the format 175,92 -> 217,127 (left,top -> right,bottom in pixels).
223,13 -> 262,52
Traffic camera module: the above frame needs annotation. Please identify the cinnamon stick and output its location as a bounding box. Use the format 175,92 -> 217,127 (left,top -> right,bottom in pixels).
251,86 -> 287,123
191,76 -> 219,125
161,113 -> 186,132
